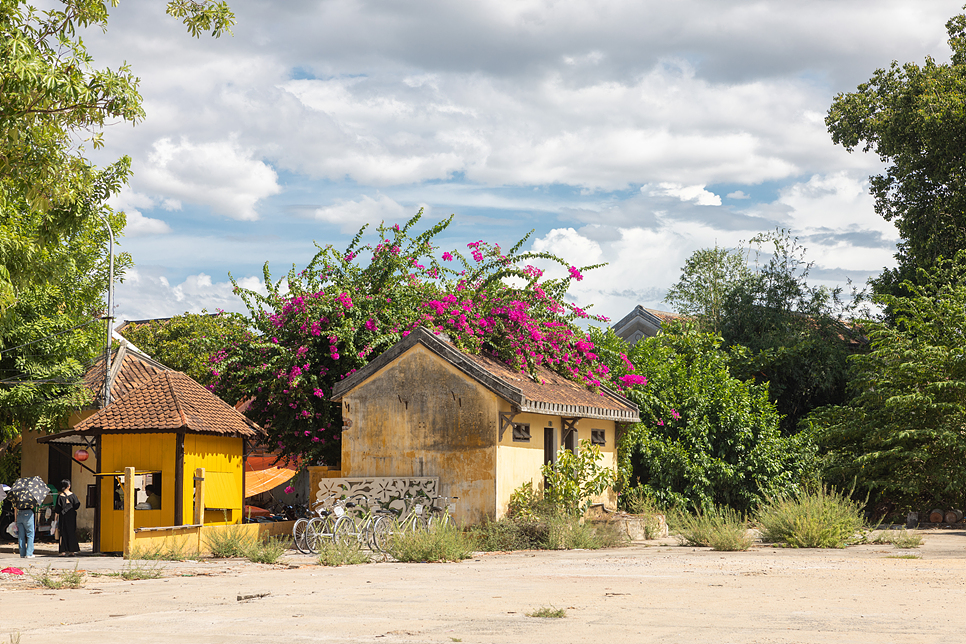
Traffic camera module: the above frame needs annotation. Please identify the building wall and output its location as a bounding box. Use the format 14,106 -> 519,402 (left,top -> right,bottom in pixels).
340,344 -> 499,525
183,433 -> 244,526
493,403 -> 619,518
98,432 -> 178,552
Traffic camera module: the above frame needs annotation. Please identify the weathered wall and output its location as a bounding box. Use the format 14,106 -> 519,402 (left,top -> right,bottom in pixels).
340,344 -> 499,525
494,403 -> 618,518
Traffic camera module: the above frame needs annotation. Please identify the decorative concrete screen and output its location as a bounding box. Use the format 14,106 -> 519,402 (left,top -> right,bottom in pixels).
315,477 -> 439,517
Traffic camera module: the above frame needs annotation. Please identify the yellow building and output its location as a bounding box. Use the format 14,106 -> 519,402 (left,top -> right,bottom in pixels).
38,371 -> 263,553
330,327 -> 640,524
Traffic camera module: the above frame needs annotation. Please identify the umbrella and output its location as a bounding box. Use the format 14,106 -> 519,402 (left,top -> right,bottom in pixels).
8,476 -> 49,510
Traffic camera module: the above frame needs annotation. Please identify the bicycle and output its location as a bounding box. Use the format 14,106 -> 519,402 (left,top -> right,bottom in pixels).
293,495 -> 336,554
424,495 -> 459,529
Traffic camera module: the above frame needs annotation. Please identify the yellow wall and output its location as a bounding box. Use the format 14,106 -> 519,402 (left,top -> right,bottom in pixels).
493,404 -> 619,518
98,433 -> 177,552
183,433 -> 244,526
340,344 -> 499,525
128,520 -> 294,558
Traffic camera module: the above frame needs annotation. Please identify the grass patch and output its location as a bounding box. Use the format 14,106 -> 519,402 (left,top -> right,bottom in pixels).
31,564 -> 85,589
317,538 -> 371,566
527,606 -> 566,618
247,536 -> 290,564
116,560 -> 165,581
387,520 -> 474,562
756,486 -> 865,548
8,634 -> 21,644
620,487 -> 667,540
472,514 -> 624,552
887,554 -> 922,559
870,529 -> 924,549
669,506 -> 753,551
204,526 -> 255,558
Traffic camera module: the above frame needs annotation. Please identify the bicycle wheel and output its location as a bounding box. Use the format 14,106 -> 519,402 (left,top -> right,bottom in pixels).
306,516 -> 328,554
293,517 -> 310,553
332,516 -> 356,546
371,516 -> 393,553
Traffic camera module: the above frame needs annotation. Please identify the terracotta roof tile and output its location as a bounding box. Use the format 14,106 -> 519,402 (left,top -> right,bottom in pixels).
82,345 -> 170,404
72,371 -> 263,438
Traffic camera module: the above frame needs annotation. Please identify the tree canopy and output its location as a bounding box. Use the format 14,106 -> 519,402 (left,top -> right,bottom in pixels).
827,7 -> 966,291
811,251 -> 966,511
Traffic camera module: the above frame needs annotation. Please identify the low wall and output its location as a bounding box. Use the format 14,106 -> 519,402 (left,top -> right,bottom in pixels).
306,471 -> 439,519
128,521 -> 294,558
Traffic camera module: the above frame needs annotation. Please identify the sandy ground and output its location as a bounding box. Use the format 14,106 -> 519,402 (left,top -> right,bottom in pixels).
2,531 -> 965,644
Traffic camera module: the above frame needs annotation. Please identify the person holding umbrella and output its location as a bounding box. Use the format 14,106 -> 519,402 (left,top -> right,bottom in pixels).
9,476 -> 49,558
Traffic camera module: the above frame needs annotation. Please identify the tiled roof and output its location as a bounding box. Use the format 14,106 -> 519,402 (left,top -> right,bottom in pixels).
70,371 -> 263,438
82,344 -> 170,405
332,327 -> 639,423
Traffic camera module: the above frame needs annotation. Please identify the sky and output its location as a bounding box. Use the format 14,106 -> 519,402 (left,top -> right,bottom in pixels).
77,0 -> 963,325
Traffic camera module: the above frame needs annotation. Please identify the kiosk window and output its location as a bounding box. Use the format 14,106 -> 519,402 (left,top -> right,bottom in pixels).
591,429 -> 606,446
512,423 -> 531,442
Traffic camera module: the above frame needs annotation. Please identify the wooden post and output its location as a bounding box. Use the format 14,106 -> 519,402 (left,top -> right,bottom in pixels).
193,467 -> 205,525
122,466 -> 135,559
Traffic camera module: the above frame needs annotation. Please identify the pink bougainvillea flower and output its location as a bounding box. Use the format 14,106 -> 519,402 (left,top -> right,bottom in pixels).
284,486 -> 294,494
568,266 -> 584,281
619,374 -> 648,387
670,409 -> 681,420
442,252 -> 453,261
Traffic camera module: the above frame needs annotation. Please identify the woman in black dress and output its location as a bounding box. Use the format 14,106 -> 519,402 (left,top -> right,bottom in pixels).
54,479 -> 81,555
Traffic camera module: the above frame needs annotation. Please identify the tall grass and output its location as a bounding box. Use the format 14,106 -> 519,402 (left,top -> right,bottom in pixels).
317,539 -> 371,566
472,514 -> 623,551
669,506 -> 753,551
756,486 -> 865,548
204,527 -> 290,563
387,520 -> 475,562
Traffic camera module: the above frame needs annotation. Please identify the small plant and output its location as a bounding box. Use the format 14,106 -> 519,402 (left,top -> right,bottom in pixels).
387,520 -> 474,562
317,539 -> 371,566
31,564 -> 84,589
619,486 -> 666,539
507,481 -> 541,521
204,525 -> 256,558
527,606 -> 566,618
756,486 -> 865,548
117,560 -> 165,581
8,633 -> 21,644
246,536 -> 290,564
542,441 -> 615,517
670,506 -> 753,551
870,529 -> 923,549
887,554 -> 922,559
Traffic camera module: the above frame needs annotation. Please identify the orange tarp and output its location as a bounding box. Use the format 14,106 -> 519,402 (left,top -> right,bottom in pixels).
244,455 -> 297,498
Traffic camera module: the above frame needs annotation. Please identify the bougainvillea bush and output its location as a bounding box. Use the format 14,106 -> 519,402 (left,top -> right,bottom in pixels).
591,323 -> 813,513
212,212 -> 614,466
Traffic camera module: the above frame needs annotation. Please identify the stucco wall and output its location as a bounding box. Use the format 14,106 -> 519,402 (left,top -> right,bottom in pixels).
340,344 -> 499,525
494,403 -> 618,518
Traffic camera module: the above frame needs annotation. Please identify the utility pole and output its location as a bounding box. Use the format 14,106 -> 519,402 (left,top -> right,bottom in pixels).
98,213 -> 115,408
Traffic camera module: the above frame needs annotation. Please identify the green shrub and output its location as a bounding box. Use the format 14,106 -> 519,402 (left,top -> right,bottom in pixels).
317,539 -> 371,566
670,506 -> 752,551
387,520 -> 474,562
472,514 -> 623,551
756,486 -> 865,548
542,441 -> 615,516
527,606 -> 566,618
472,517 -> 530,551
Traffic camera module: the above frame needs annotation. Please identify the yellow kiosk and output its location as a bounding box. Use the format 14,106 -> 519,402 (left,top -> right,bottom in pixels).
39,371 -> 262,553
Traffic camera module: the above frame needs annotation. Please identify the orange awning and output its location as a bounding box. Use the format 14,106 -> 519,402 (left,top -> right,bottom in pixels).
244,454 -> 297,498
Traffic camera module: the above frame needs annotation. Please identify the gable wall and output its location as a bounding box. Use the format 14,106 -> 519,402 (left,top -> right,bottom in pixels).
340,344 -> 498,524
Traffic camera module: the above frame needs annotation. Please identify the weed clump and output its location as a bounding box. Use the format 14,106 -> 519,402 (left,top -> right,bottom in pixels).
527,606 -> 566,618
669,506 -> 753,551
317,539 -> 371,566
116,560 -> 165,581
387,520 -> 474,562
31,564 -> 84,589
128,539 -> 196,561
756,486 -> 865,548
869,529 -> 923,549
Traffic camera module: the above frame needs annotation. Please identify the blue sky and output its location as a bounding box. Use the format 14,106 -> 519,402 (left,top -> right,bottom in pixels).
79,0 -> 962,324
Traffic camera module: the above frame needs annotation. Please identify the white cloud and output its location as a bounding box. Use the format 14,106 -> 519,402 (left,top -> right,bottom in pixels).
727,190 -> 751,200
648,183 -> 722,206
139,137 -> 281,220
124,210 -> 173,237
311,194 -> 411,232
115,269 -> 264,321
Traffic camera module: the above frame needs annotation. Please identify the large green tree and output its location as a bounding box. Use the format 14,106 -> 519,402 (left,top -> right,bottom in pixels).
592,324 -> 810,513
827,6 -> 966,293
811,252 -> 966,511
118,310 -> 252,386
666,231 -> 866,435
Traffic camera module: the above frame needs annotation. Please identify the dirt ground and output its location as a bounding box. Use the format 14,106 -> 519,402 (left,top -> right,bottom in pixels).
2,530 -> 965,644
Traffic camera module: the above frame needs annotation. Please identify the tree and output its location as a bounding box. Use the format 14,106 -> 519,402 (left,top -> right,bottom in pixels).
811,251 -> 966,511
664,244 -> 750,334
118,310 -> 251,386
667,231 -> 866,434
827,7 -> 966,292
1,0 -> 234,304
213,212 -> 611,465
591,324 -> 811,513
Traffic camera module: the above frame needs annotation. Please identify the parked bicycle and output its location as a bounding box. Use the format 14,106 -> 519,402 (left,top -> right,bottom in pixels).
424,495 -> 459,528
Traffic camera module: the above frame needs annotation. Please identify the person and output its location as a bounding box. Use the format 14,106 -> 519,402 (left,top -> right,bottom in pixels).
53,479 -> 81,556
14,497 -> 36,559
145,484 -> 161,510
